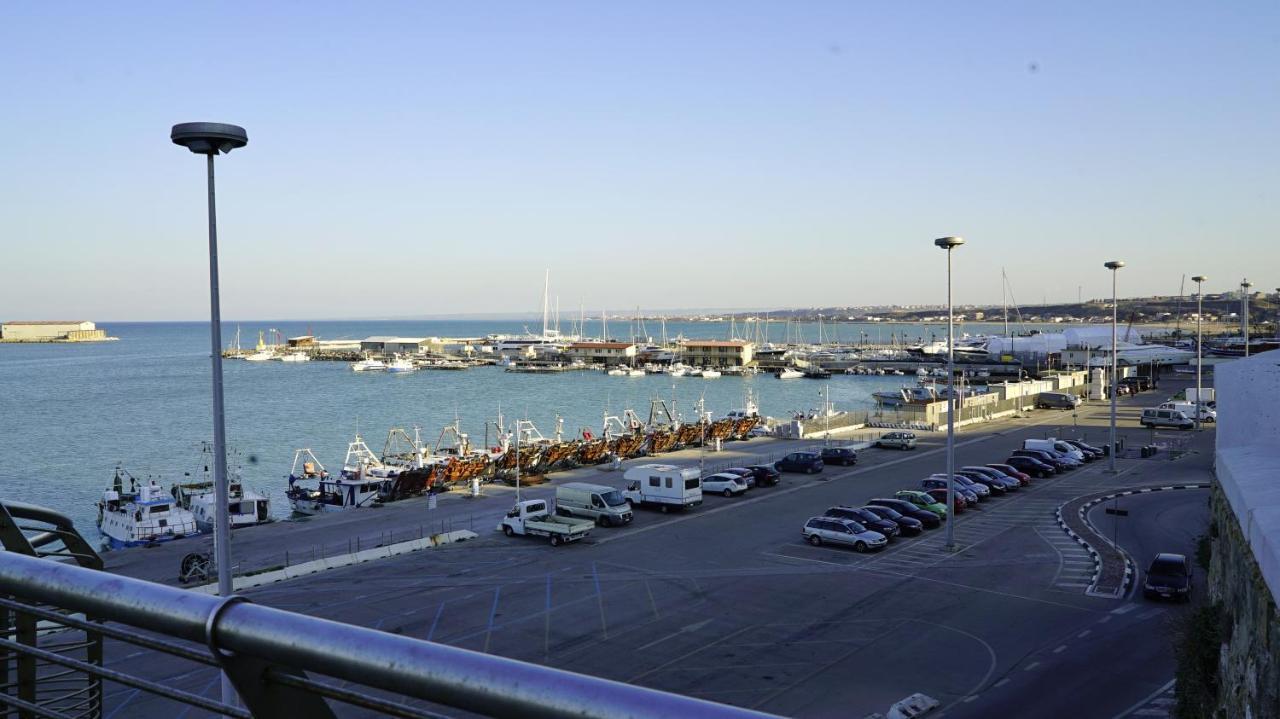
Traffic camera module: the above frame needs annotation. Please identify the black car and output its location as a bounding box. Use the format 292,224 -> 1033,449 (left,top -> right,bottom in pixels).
1005,455 -> 1055,478
859,505 -> 924,536
1121,376 -> 1152,392
775,452 -> 824,474
819,447 -> 858,467
1063,439 -> 1104,460
867,498 -> 941,528
824,506 -> 900,539
1012,449 -> 1071,472
1143,553 -> 1192,602
955,469 -> 1009,495
741,465 -> 781,487
720,467 -> 757,489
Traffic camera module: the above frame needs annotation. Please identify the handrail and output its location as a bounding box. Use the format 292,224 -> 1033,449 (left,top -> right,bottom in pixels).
0,552 -> 778,719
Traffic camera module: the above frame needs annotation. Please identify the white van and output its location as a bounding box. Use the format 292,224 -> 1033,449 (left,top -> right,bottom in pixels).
555,483 -> 634,527
1141,408 -> 1194,430
1023,438 -> 1088,463
1158,402 -> 1215,423
621,464 -> 702,512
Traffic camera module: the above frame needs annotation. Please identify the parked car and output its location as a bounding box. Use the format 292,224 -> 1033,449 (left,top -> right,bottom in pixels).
1143,553 -> 1192,602
701,472 -> 749,497
721,467 -> 757,489
920,477 -> 979,505
776,452 -> 824,474
867,498 -> 942,528
1012,449 -> 1073,472
1004,455 -> 1056,478
924,488 -> 965,513
952,470 -> 1007,495
985,463 -> 1032,486
1025,438 -> 1090,464
874,431 -> 918,450
739,465 -> 781,487
1037,391 -> 1082,410
959,466 -> 1021,491
893,490 -> 948,519
1140,408 -> 1194,430
948,473 -> 991,499
1121,376 -> 1152,392
1061,440 -> 1104,460
824,506 -> 901,539
802,516 -> 888,552
819,447 -> 858,467
859,505 -> 925,536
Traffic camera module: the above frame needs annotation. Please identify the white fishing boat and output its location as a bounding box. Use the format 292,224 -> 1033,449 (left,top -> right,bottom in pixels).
277,352 -> 309,362
97,467 -> 198,549
351,357 -> 387,372
171,444 -> 272,532
701,369 -> 722,378
244,350 -> 275,362
386,356 -> 417,373
776,367 -> 803,379
284,438 -> 393,515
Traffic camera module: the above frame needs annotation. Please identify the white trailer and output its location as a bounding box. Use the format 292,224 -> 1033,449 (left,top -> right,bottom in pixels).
621,464 -> 702,513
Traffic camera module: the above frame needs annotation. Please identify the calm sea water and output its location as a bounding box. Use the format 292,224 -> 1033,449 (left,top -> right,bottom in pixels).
0,318 -> 1046,531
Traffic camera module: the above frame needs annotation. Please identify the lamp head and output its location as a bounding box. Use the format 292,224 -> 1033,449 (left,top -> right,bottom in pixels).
933,236 -> 965,250
1191,275 -> 1207,283
1104,260 -> 1125,270
170,122 -> 248,155
1241,279 -> 1252,289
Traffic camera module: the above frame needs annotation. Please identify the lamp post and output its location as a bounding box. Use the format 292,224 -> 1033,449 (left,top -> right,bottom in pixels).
170,121 -> 247,708
1191,276 -> 1207,430
1104,260 -> 1125,473
935,236 -> 964,549
1241,279 -> 1253,356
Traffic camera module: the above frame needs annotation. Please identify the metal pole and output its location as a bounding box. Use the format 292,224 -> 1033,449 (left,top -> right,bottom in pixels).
1109,267 -> 1118,473
1194,278 -> 1203,431
1242,280 -> 1251,357
204,153 -> 236,707
944,247 -> 955,550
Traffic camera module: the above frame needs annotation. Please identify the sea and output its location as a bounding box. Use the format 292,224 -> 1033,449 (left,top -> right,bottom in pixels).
0,318 -> 1056,533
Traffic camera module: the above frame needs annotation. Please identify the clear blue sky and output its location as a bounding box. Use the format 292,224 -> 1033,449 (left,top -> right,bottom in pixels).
1,2 -> 1276,320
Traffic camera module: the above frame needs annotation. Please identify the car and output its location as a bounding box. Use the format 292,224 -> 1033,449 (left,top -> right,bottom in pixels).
932,472 -> 991,499
1143,553 -> 1192,601
776,452 -> 824,474
1004,455 -> 1055,478
1011,449 -> 1072,472
721,467 -> 757,489
960,466 -> 1021,491
924,488 -> 965,513
985,463 -> 1032,486
867,498 -> 942,528
893,490 -> 948,519
1140,408 -> 1194,430
920,477 -> 979,505
819,447 -> 858,466
1121,376 -> 1152,392
874,431 -> 918,450
701,472 -> 749,497
859,505 -> 925,536
740,465 -> 781,487
824,506 -> 901,539
952,470 -> 1008,495
802,516 -> 887,552
1062,440 -> 1105,460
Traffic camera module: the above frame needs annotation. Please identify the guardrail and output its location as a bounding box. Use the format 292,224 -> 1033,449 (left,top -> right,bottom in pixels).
0,501 -> 777,719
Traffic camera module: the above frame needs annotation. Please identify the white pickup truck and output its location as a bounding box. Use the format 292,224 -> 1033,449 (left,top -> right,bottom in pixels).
500,499 -> 594,546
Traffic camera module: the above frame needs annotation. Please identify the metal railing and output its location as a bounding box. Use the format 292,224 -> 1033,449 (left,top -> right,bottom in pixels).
1,502 -> 777,719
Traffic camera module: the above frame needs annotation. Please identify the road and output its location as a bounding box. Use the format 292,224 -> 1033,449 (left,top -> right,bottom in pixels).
98,377 -> 1215,718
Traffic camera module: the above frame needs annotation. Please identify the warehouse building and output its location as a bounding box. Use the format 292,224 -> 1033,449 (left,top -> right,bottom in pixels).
359,337 -> 430,355
0,321 -> 108,342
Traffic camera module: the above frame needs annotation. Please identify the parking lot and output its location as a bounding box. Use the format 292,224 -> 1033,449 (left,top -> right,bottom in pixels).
104,379 -> 1214,718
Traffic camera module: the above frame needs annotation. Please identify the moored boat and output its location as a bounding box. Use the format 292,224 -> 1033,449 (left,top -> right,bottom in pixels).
98,466 -> 199,549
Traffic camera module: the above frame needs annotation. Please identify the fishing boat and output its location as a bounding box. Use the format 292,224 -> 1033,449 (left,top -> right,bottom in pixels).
386,356 -> 417,373
97,466 -> 199,549
803,367 -> 832,379
351,357 -> 387,372
171,444 -> 271,532
285,437 -> 393,515
776,367 -> 803,379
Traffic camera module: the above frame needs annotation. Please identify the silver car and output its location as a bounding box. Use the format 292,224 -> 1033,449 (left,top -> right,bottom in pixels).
802,517 -> 887,552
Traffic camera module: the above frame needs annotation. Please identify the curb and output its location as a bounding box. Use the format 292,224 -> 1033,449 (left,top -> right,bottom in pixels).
1055,484 -> 1211,598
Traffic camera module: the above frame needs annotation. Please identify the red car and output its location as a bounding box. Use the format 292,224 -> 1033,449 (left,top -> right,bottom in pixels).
925,488 -> 966,513
986,463 -> 1032,486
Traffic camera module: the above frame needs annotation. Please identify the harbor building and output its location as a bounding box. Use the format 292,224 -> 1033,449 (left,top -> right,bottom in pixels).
0,320 -> 108,342
565,341 -> 638,365
359,337 -> 430,355
679,340 -> 754,367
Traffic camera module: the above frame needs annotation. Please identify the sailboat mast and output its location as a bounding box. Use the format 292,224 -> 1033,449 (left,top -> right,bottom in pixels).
541,269 -> 550,338
1002,268 -> 1009,338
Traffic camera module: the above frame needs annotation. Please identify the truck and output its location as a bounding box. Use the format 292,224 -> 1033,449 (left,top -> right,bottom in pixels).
500,499 -> 594,545
1184,388 -> 1216,406
555,483 -> 634,527
621,464 -> 703,512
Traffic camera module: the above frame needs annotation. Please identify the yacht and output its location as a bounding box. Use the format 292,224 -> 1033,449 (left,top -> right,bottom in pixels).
776,368 -> 803,379
386,356 -> 417,373
351,357 -> 387,372
606,367 -> 628,376
244,350 -> 275,362
701,369 -> 722,379
873,385 -> 941,406
277,352 -> 309,362
97,467 -> 199,549
627,368 -> 646,377
668,365 -> 689,377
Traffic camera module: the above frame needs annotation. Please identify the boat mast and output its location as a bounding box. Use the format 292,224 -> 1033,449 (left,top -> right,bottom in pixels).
602,309 -> 608,342
541,269 -> 550,339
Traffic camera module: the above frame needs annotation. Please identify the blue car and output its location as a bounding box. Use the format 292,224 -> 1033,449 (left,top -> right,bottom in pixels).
775,452 -> 824,474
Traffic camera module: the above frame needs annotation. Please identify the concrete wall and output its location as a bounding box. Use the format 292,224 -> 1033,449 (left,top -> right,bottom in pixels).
0,321 -> 94,340
1211,352 -> 1280,718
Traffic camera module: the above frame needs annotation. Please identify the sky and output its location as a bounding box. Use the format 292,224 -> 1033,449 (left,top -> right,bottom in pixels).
1,2 -> 1277,321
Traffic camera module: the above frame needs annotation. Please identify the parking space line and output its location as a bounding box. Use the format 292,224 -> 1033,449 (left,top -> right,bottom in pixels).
544,573 -> 552,659
426,601 -> 445,641
482,586 -> 501,652
1053,644 -> 1067,653
628,625 -> 754,683
592,562 -> 609,639
1024,661 -> 1041,671
645,580 -> 660,620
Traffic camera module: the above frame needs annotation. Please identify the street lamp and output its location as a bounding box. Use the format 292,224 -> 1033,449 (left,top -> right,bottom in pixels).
934,236 -> 964,550
1191,276 -> 1207,430
171,121 -> 247,708
1241,279 -> 1253,356
1104,260 -> 1125,473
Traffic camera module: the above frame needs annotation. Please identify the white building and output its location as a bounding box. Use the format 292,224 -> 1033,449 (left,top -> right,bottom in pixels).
0,320 -> 107,341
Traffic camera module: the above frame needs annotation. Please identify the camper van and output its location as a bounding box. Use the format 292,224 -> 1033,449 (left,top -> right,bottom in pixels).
621,464 -> 702,512
555,483 -> 634,527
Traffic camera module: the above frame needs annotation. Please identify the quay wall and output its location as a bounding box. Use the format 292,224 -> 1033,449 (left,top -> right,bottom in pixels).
1209,352 -> 1280,718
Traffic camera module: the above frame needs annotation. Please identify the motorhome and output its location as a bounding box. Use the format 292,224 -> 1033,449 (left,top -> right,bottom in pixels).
621,464 -> 702,512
